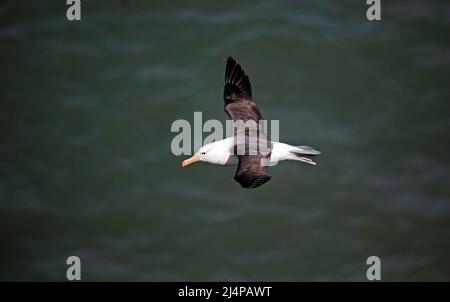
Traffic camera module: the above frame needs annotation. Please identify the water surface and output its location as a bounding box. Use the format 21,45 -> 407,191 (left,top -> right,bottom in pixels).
1,0 -> 449,281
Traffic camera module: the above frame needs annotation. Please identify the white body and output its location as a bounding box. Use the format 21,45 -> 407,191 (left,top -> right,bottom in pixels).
197,137 -> 319,166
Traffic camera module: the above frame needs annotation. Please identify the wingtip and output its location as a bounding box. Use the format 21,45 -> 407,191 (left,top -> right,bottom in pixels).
235,173 -> 271,189
226,56 -> 239,69
224,56 -> 252,99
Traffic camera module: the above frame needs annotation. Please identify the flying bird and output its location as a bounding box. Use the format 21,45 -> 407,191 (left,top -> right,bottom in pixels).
182,57 -> 321,189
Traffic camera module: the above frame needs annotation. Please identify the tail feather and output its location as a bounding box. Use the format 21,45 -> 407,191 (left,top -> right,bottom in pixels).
293,145 -> 321,156
290,145 -> 321,165
292,156 -> 317,165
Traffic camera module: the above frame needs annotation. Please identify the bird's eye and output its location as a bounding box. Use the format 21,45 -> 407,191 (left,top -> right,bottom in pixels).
201,152 -> 206,155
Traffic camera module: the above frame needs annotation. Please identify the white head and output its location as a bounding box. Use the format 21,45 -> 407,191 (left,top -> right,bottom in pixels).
182,140 -> 233,167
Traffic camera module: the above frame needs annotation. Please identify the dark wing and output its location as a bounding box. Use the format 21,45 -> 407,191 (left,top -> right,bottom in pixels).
224,56 -> 263,121
223,57 -> 272,189
233,130 -> 272,189
234,156 -> 271,189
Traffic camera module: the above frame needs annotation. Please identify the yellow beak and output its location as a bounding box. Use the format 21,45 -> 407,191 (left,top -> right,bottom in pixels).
182,154 -> 200,167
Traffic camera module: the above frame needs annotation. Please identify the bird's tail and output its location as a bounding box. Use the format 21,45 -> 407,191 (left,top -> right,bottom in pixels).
290,145 -> 321,166
294,145 -> 321,156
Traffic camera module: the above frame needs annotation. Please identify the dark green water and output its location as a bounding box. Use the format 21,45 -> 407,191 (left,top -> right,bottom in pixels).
1,0 -> 450,281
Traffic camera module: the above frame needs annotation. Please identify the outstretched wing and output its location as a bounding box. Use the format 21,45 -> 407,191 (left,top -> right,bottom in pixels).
234,157 -> 271,189
223,57 -> 272,189
224,56 -> 263,122
232,129 -> 272,189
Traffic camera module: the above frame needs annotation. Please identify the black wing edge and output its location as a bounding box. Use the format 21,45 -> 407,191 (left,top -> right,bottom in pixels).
224,56 -> 252,104
234,173 -> 271,189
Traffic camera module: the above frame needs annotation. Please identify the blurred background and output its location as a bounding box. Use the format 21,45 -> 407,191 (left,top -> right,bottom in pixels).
1,0 -> 449,281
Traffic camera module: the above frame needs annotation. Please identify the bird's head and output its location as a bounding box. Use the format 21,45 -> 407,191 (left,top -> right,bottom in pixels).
181,143 -> 214,167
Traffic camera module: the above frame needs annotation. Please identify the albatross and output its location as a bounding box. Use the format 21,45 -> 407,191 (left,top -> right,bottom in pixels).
182,57 -> 321,189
